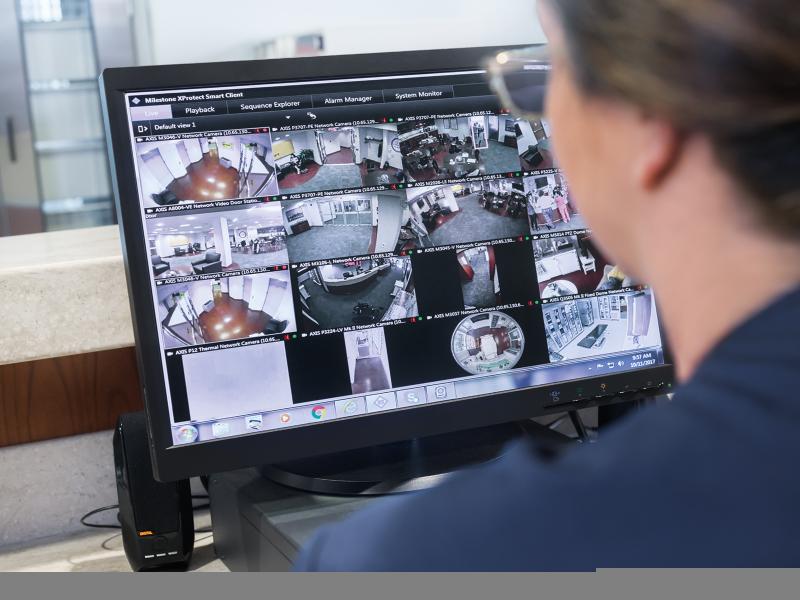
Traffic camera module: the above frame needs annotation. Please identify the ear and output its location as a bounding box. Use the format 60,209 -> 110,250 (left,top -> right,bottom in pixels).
634,119 -> 684,191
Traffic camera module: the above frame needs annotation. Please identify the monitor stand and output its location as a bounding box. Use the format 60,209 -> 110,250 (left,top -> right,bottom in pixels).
259,419 -> 576,496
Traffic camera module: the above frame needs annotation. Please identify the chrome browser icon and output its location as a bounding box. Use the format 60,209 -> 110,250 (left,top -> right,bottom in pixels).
311,405 -> 327,420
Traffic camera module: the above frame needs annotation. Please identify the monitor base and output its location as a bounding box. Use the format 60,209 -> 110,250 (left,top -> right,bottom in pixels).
259,420 -> 574,496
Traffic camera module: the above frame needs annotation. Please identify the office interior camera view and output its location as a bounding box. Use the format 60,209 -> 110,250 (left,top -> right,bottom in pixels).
272,125 -> 403,194
282,191 -> 412,263
148,204 -> 288,278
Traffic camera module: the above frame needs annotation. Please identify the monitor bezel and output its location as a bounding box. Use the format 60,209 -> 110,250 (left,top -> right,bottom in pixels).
101,45 -> 674,482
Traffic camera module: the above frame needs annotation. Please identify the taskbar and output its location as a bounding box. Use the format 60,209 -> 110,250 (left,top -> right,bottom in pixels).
169,347 -> 668,446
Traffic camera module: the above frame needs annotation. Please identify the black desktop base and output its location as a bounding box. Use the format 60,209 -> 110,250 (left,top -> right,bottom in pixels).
209,468 -> 369,571
208,420 -> 575,571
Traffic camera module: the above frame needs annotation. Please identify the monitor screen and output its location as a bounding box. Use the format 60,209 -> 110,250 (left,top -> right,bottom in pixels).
116,53 -> 670,449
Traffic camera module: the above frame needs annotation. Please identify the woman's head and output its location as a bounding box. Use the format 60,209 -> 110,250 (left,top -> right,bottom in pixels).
539,0 -> 800,278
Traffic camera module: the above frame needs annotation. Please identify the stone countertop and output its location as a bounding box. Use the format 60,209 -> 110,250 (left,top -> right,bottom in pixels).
0,225 -> 135,365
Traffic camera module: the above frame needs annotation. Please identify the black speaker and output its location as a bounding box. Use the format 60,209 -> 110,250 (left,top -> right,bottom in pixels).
113,411 -> 194,571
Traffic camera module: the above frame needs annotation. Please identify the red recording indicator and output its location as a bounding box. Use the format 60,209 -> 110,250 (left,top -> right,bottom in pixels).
410,317 -> 417,323
284,335 -> 290,341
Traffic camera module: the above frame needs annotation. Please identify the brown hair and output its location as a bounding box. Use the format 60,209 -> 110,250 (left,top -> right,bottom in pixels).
547,0 -> 800,234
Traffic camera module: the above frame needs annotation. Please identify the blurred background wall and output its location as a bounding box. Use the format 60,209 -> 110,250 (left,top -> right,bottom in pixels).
0,0 -> 544,236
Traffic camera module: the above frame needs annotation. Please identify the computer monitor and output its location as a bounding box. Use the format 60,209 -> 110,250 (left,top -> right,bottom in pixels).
101,46 -> 673,482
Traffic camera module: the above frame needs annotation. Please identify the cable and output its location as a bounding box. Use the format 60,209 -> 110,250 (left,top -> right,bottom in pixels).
80,497 -> 210,531
80,505 -> 121,530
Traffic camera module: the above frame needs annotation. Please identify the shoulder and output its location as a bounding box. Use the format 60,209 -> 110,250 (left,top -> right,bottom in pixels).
295,387 -> 800,571
293,405 -> 689,571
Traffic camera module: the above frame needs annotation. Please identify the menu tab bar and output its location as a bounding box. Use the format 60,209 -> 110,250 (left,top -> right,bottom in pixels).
135,93 -> 502,136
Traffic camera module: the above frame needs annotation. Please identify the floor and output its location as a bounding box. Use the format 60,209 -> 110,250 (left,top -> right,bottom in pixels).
277,162 -> 321,190
168,151 -> 240,201
228,247 -> 289,269
462,251 -> 497,309
361,165 -> 402,186
530,211 -> 589,234
287,224 -> 375,263
351,357 -> 392,394
197,294 -> 271,342
303,264 -> 404,329
428,193 -> 531,246
482,141 -> 523,175
158,251 -> 203,276
323,148 -> 355,165
279,163 -> 364,194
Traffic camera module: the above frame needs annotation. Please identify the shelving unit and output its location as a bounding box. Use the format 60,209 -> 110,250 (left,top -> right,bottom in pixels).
1,0 -> 134,234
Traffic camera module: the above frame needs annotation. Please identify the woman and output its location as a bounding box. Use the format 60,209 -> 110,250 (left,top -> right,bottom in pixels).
296,0 -> 800,570
554,184 -> 570,223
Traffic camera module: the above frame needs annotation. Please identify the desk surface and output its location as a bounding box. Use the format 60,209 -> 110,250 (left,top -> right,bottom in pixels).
0,510 -> 225,572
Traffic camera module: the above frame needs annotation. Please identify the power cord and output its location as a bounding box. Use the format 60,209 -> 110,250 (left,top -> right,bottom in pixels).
80,505 -> 122,530
79,495 -> 211,531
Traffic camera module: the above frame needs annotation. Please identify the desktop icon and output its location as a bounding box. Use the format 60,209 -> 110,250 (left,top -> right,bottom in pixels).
335,397 -> 366,417
211,422 -> 231,438
366,392 -> 398,413
426,382 -> 456,403
397,388 -> 427,408
311,405 -> 327,420
176,425 -> 198,444
280,413 -> 292,424
245,415 -> 263,431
